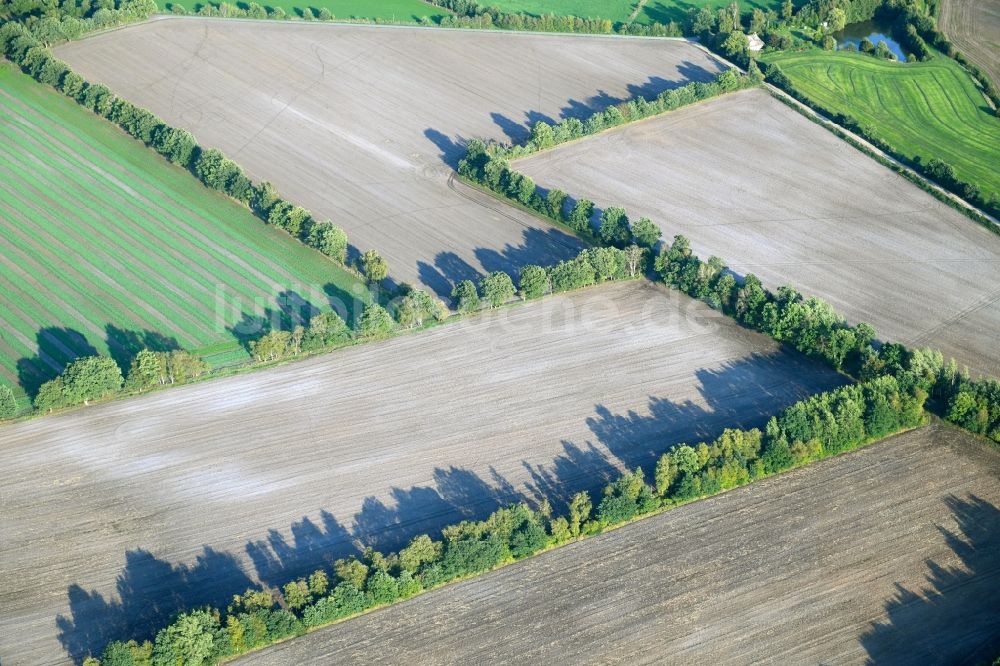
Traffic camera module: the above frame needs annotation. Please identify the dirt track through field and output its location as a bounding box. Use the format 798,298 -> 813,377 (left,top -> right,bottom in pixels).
940,0 -> 1000,90
0,282 -> 844,665
515,88 -> 1000,376
55,19 -> 724,298
245,425 -> 1000,666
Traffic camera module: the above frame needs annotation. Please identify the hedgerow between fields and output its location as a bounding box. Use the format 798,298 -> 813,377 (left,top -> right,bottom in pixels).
10,240 -> 645,415
1,2 -> 998,659
458,69 -> 1000,444
84,373 -> 928,665
79,53 -> 1000,666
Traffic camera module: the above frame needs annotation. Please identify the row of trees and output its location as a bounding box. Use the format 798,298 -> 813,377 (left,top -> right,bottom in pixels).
0,22 -> 377,271
86,373 -> 930,665
655,235 -> 875,372
32,350 -> 209,412
448,245 -> 645,315
461,91 -> 999,442
652,233 -> 1000,441
426,0 -> 685,37
472,69 -> 757,163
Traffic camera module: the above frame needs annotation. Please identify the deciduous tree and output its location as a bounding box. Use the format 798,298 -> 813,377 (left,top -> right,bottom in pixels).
480,271 -> 515,307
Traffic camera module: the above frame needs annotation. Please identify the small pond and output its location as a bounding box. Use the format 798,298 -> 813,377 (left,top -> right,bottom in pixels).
833,18 -> 908,62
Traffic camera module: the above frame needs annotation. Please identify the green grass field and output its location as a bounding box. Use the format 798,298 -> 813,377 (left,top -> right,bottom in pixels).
0,65 -> 369,403
171,0 -> 450,20
482,0 -> 786,25
765,49 -> 1000,201
485,0 -> 636,22
637,0 -> 785,26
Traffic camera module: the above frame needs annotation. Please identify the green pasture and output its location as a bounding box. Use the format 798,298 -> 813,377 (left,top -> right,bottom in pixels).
481,0 -> 789,25
765,49 -> 1000,201
636,0 -> 787,26
0,65 -> 369,402
485,0 -> 636,22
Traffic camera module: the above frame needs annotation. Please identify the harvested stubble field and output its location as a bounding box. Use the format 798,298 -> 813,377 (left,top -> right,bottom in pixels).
245,425 -> 1000,665
54,18 -> 724,298
0,281 -> 845,665
939,0 -> 1000,89
0,64 -> 366,400
515,88 -> 1000,376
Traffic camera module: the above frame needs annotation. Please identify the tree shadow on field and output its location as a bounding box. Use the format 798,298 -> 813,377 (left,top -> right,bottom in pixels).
860,493 -> 1000,665
430,64 -> 723,165
247,510 -> 355,588
417,251 -> 482,300
424,128 -> 468,170
641,0 -> 699,26
15,327 -> 97,398
226,288 -> 346,350
56,547 -> 251,664
473,226 -> 586,278
104,326 -> 180,375
54,351 -> 843,662
598,354 -> 846,463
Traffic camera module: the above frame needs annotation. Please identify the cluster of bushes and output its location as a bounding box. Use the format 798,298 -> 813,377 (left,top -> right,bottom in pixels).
865,345 -> 1000,442
449,245 -> 644,315
655,374 -> 926,500
85,371 -> 929,665
426,0 -> 683,36
0,0 -> 156,45
0,23 -> 364,268
32,350 -> 208,412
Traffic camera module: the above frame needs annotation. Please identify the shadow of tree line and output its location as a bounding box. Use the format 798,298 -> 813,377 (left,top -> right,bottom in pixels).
53,351 -> 844,662
14,285 -> 360,398
860,493 -> 1000,665
424,64 -> 722,168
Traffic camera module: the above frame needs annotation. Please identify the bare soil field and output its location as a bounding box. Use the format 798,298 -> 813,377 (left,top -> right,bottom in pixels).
0,282 -> 844,665
54,19 -> 724,297
940,0 -> 1000,89
515,88 -> 1000,376
245,425 -> 1000,666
